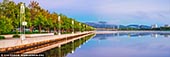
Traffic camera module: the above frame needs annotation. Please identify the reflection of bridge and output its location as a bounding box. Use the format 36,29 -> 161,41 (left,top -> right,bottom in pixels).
96,28 -> 118,31
93,31 -> 170,40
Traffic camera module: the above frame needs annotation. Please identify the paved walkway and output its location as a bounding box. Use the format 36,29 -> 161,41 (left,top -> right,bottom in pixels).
0,31 -> 93,48
24,33 -> 95,53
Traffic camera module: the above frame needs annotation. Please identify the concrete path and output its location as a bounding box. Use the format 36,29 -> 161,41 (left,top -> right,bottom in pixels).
24,33 -> 95,53
0,31 -> 93,48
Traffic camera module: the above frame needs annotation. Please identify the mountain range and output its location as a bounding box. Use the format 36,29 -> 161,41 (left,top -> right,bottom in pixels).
85,22 -> 151,29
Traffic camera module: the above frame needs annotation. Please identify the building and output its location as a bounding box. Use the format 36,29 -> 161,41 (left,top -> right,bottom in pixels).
151,24 -> 158,28
164,24 -> 170,27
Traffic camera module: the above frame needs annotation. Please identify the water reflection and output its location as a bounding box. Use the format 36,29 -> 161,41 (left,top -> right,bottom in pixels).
42,32 -> 170,57
42,34 -> 95,57
94,32 -> 170,40
67,32 -> 170,57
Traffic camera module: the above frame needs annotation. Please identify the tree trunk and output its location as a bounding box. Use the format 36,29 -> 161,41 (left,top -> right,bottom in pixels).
20,26 -> 24,33
47,28 -> 50,33
39,25 -> 42,33
29,26 -> 34,32
67,29 -> 70,33
62,29 -> 64,33
54,27 -> 56,33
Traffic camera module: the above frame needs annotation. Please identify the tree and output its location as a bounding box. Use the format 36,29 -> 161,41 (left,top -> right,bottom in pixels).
33,14 -> 45,33
0,1 -> 95,35
51,12 -> 58,32
0,16 -> 13,34
28,1 -> 40,32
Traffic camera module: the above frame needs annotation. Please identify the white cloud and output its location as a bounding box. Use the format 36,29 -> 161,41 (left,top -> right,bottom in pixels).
13,0 -> 170,25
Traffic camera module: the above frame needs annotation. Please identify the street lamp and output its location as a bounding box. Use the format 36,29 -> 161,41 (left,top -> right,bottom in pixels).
117,25 -> 119,30
20,3 -> 26,41
22,21 -> 27,39
58,16 -> 61,35
83,25 -> 85,32
72,21 -> 74,34
79,23 -> 81,32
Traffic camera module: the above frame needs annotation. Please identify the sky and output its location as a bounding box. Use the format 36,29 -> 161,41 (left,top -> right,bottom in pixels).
1,0 -> 170,25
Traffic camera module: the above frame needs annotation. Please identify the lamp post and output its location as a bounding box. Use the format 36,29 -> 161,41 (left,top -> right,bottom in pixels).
83,25 -> 85,32
85,25 -> 86,31
58,16 -> 61,35
20,3 -> 26,41
79,23 -> 81,32
117,25 -> 119,31
72,21 -> 74,34
22,21 -> 27,40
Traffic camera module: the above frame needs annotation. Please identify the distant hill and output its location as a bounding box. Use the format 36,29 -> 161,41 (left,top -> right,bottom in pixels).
85,22 -> 117,28
85,22 -> 151,29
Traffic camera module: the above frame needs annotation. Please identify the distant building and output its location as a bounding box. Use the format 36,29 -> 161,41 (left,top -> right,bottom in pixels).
151,24 -> 158,28
164,24 -> 169,27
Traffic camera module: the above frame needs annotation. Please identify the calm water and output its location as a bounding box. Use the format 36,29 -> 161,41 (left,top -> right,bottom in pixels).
43,32 -> 170,57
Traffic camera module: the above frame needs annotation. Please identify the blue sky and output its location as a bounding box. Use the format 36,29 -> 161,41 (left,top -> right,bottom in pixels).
1,0 -> 170,25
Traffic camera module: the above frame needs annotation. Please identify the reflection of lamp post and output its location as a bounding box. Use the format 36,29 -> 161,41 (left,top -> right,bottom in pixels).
72,21 -> 74,34
71,41 -> 74,54
78,39 -> 81,48
58,16 -> 61,35
58,45 -> 61,57
20,3 -> 26,40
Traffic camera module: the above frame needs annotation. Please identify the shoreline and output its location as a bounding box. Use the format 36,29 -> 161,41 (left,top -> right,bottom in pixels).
0,31 -> 94,53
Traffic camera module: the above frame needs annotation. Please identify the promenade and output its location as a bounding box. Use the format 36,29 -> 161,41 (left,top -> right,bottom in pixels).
0,31 -> 94,49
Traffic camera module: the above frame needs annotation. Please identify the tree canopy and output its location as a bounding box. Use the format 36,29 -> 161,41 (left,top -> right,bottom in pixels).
0,1 -> 95,34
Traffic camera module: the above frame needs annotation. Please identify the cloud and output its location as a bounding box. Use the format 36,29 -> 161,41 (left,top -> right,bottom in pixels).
12,0 -> 170,25
91,0 -> 170,25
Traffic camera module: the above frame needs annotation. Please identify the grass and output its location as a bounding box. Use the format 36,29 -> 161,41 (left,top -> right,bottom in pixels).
13,34 -> 20,38
1,32 -> 49,35
0,36 -> 5,39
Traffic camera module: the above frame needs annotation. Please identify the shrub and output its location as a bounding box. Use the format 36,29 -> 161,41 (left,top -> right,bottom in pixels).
13,34 -> 20,38
54,32 -> 58,35
0,36 -> 5,39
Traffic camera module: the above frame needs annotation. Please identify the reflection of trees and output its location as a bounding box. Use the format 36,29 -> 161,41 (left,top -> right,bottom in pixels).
163,34 -> 169,37
98,37 -> 106,40
116,33 -> 148,36
95,32 -> 170,38
93,34 -> 113,40
93,33 -> 151,39
159,33 -> 170,37
42,34 -> 95,57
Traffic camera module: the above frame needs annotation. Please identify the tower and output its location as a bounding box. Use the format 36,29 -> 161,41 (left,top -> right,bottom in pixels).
151,24 -> 158,28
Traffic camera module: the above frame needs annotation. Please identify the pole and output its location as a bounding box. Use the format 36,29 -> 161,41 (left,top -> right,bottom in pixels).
79,23 -> 81,32
58,16 -> 61,35
20,3 -> 26,41
72,21 -> 74,34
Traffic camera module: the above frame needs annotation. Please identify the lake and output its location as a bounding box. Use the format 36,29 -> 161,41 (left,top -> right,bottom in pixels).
43,31 -> 170,57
